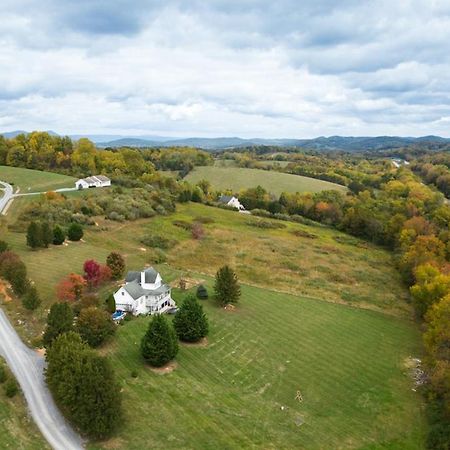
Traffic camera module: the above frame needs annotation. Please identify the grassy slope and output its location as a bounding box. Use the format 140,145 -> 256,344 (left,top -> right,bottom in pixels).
90,283 -> 425,450
185,166 -> 347,195
0,166 -> 75,193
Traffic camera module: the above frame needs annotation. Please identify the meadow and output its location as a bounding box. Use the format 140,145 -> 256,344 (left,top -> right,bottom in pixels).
185,166 -> 347,196
0,166 -> 75,193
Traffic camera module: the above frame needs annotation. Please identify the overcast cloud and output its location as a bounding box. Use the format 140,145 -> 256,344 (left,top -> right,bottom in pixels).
1,0 -> 450,137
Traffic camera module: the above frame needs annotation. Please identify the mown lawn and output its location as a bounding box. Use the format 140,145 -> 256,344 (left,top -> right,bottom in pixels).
0,166 -> 75,193
185,166 -> 347,195
90,283 -> 426,450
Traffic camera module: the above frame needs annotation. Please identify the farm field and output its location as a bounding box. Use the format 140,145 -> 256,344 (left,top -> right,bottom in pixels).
185,166 -> 347,196
0,166 -> 75,193
89,283 -> 426,450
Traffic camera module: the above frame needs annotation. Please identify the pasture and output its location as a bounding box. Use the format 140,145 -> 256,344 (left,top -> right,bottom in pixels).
89,283 -> 426,450
185,166 -> 347,196
0,166 -> 75,193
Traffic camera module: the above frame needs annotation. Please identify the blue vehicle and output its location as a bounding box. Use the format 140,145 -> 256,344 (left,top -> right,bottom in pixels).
112,310 -> 126,321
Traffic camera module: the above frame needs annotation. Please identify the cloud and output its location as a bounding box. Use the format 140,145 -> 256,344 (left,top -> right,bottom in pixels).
1,0 -> 450,137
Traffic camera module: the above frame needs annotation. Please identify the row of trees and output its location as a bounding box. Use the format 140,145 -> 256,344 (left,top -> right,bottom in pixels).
26,222 -> 82,249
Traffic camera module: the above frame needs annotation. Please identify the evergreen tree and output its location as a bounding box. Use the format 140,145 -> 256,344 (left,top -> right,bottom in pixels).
173,294 -> 208,342
0,240 -> 8,253
22,285 -> 41,311
26,221 -> 42,249
41,221 -> 54,248
196,284 -> 208,300
141,314 -> 178,367
106,252 -> 125,279
46,332 -> 121,439
67,223 -> 83,241
214,265 -> 241,306
9,260 -> 28,296
43,303 -> 74,348
105,294 -> 116,313
53,225 -> 65,245
76,307 -> 116,347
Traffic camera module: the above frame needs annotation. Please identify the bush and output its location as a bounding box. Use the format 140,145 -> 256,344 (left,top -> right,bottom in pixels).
106,252 -> 125,280
173,295 -> 209,342
105,294 -> 116,314
76,307 -> 116,347
22,285 -> 41,311
140,234 -> 177,250
67,223 -> 83,241
0,366 -> 6,384
141,315 -> 178,367
191,222 -> 205,240
147,248 -> 167,264
172,220 -> 192,230
0,241 -> 8,253
196,284 -> 208,299
53,225 -> 65,245
4,379 -> 18,398
26,221 -> 42,249
246,219 -> 286,229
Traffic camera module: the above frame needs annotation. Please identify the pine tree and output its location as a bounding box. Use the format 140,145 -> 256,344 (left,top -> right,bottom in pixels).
41,221 -> 53,248
43,302 -> 74,348
26,221 -> 42,249
141,314 -> 178,367
173,294 -> 208,342
196,284 -> 208,300
106,252 -> 125,280
22,285 -> 41,311
53,225 -> 65,245
214,265 -> 241,306
67,223 -> 83,241
0,240 -> 8,253
105,294 -> 116,313
76,307 -> 116,347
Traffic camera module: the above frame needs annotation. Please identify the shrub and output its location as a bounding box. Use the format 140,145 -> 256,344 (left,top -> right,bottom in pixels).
147,249 -> 167,264
191,222 -> 205,240
173,295 -> 209,342
56,273 -> 86,302
26,221 -> 42,249
105,294 -> 116,314
140,234 -> 177,250
53,225 -> 65,245
214,265 -> 241,306
76,307 -> 116,347
4,379 -> 18,398
41,221 -> 54,248
43,302 -> 74,348
196,284 -> 208,300
246,219 -> 286,229
141,315 -> 178,367
73,293 -> 100,316
106,252 -> 125,280
172,220 -> 192,231
22,285 -> 41,311
0,240 -> 8,253
67,223 -> 83,241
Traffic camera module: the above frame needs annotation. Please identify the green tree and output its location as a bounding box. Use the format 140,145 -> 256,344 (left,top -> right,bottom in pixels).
196,284 -> 208,300
41,221 -> 54,248
26,221 -> 42,249
141,314 -> 178,367
76,307 -> 116,347
22,285 -> 41,311
0,240 -> 8,253
214,265 -> 241,306
105,294 -> 116,313
106,252 -> 125,280
173,294 -> 208,342
53,225 -> 65,245
43,303 -> 74,348
67,223 -> 83,241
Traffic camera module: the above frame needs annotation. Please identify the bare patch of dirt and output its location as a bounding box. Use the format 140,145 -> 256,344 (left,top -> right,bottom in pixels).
224,303 -> 236,311
35,348 -> 46,357
101,437 -> 126,449
149,361 -> 177,374
138,247 -> 147,252
181,337 -> 208,348
170,277 -> 205,290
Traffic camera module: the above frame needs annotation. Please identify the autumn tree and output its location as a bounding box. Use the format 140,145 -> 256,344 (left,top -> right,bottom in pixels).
141,315 -> 178,367
43,302 -> 74,348
106,252 -> 125,279
214,265 -> 241,306
56,273 -> 86,301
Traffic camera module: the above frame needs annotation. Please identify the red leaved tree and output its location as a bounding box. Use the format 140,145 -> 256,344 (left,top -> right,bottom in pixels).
83,259 -> 101,288
56,273 -> 86,301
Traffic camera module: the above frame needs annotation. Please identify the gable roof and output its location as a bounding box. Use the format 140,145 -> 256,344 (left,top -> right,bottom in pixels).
125,271 -> 141,283
219,195 -> 234,203
123,280 -> 170,300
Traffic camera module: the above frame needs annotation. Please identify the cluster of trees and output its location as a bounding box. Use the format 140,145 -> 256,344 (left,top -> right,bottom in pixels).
141,294 -> 209,367
0,241 -> 41,310
26,221 -> 82,249
413,159 -> 450,197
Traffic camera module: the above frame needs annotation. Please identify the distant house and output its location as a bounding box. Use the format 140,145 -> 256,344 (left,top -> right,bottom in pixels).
113,267 -> 176,316
391,158 -> 410,168
75,175 -> 111,190
218,195 -> 245,211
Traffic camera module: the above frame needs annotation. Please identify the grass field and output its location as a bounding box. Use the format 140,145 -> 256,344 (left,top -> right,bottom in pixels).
88,282 -> 426,450
185,166 -> 347,196
0,166 -> 75,193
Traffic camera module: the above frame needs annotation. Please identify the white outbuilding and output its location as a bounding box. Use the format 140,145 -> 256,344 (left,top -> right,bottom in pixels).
75,175 -> 111,189
218,195 -> 245,211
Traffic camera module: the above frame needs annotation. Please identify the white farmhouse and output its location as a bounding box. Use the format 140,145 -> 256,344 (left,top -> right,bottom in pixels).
218,195 -> 245,211
113,267 -> 175,316
75,175 -> 111,190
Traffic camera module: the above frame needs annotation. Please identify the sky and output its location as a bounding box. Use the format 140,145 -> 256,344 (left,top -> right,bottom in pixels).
2,0 -> 450,138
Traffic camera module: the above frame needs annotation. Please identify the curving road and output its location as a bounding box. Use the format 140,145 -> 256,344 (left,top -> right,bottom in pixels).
0,180 -> 84,450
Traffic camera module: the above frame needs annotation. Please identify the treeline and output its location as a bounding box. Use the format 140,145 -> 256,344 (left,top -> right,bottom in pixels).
0,132 -> 212,179
412,154 -> 450,198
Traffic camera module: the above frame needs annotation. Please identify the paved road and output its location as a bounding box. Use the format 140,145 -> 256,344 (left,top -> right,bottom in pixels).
0,180 -> 84,449
0,181 -> 13,214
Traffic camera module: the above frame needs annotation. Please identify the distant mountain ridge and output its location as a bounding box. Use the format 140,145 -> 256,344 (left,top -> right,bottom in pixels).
2,130 -> 450,151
